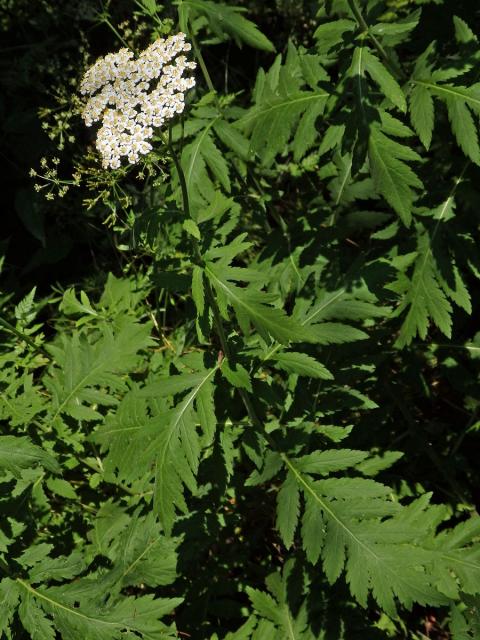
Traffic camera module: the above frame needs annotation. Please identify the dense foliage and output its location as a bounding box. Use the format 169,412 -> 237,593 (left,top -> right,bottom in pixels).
1,0 -> 480,638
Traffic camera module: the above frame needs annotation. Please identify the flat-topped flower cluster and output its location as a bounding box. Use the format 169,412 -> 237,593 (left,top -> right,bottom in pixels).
80,33 -> 196,169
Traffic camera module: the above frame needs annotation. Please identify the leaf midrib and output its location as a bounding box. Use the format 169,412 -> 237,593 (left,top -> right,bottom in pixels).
239,91 -> 328,126
414,80 -> 480,109
185,117 -> 220,193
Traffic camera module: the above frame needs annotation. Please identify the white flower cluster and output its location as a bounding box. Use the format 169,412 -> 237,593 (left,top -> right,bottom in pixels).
80,33 -> 196,169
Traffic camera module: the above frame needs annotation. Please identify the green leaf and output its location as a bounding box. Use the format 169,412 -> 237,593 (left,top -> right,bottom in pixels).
182,0 -> 274,51
430,516 -> 480,598
276,471 -> 300,548
368,127 -> 422,225
183,219 -> 201,240
362,49 -> 406,112
18,592 -> 56,640
181,119 -> 230,211
222,360 -> 252,392
314,19 -> 355,54
239,46 -> 328,166
46,477 -> 78,499
192,265 -> 205,316
272,351 -> 333,379
102,512 -> 178,590
246,588 -> 282,625
0,436 -> 60,476
0,579 -> 20,635
295,449 -> 369,475
285,459 -> 448,615
395,231 -> 456,347
412,80 -> 480,163
150,364 -> 219,533
205,263 -> 307,344
409,84 -> 435,149
16,579 -> 182,640
445,95 -> 480,164
45,318 -> 153,428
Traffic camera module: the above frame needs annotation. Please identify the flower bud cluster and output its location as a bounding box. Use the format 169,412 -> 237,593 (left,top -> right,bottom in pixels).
80,33 -> 196,169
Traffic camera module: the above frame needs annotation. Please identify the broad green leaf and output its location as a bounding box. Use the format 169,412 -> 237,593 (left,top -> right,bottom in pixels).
409,84 -> 434,149
181,0 -> 274,51
0,436 -> 60,476
16,579 -> 182,640
276,471 -> 300,548
182,121 -> 230,211
272,351 -> 333,379
205,263 -> 307,344
368,127 -> 422,225
192,265 -> 205,316
150,364 -> 219,533
295,449 -> 369,475
395,231 -> 455,347
284,459 -> 448,615
363,49 -> 406,112
239,46 -> 329,166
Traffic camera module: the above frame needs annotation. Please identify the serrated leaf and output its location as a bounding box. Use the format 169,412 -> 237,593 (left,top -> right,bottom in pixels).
368,127 -> 422,225
0,436 -> 60,476
182,0 -> 274,51
181,121 -> 230,210
395,231 -> 454,347
205,263 -> 307,344
0,578 -> 20,634
412,80 -> 480,163
445,96 -> 480,164
246,588 -> 283,625
192,266 -> 205,316
272,351 -> 333,379
150,364 -> 219,533
285,459 -> 448,615
239,46 -> 328,166
363,49 -> 406,112
18,593 -> 56,640
295,449 -> 369,475
409,84 -> 435,149
16,579 -> 182,640
314,19 -> 355,54
183,219 -> 201,240
222,360 -> 252,392
276,471 -> 300,548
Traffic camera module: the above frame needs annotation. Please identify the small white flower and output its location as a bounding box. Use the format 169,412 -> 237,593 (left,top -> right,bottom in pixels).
80,33 -> 196,169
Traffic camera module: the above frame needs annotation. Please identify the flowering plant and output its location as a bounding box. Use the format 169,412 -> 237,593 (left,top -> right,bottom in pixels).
80,33 -> 196,168
3,1 -> 480,639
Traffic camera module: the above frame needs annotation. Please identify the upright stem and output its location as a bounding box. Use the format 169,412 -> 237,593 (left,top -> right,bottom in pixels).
168,124 -> 190,220
187,20 -> 219,105
0,316 -> 50,360
204,276 -> 264,430
347,0 -> 405,80
167,125 -> 264,431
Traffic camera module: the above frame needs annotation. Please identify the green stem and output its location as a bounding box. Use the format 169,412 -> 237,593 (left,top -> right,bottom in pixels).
0,557 -> 13,577
167,127 -> 265,432
102,16 -> 130,49
347,0 -> 405,80
0,316 -> 50,359
187,20 -> 220,106
168,124 -> 191,220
